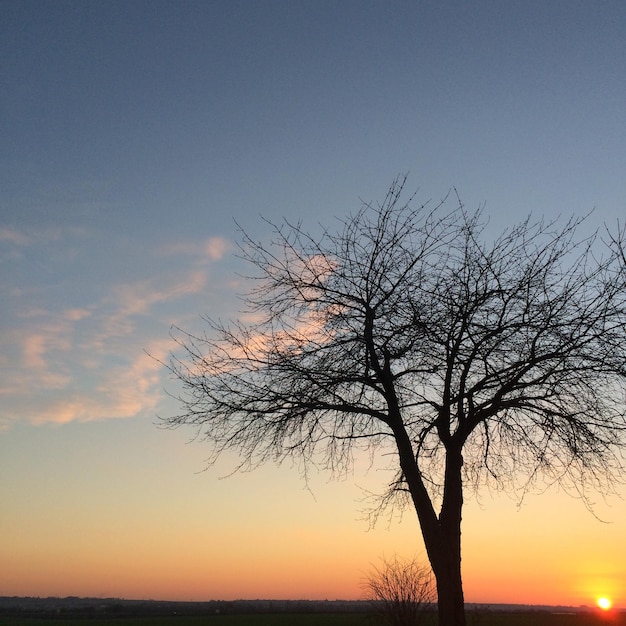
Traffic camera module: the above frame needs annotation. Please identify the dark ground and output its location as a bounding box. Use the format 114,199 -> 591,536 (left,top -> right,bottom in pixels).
0,597 -> 623,626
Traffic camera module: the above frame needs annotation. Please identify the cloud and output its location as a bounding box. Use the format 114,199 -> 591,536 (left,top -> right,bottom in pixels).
94,270 -> 208,346
20,337 -> 176,426
0,223 -> 239,429
113,270 -> 207,317
0,227 -> 32,246
204,237 -> 231,260
0,225 -> 68,246
21,333 -> 72,389
1,317 -> 178,428
64,308 -> 92,322
0,266 -> 212,428
161,236 -> 232,262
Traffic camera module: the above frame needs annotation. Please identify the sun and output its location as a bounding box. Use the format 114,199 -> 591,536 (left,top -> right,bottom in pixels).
597,597 -> 612,611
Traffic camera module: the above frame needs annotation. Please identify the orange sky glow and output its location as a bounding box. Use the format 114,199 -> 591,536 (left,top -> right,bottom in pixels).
2,429 -> 625,608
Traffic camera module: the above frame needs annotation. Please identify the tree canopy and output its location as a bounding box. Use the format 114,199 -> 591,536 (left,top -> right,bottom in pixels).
164,177 -> 626,626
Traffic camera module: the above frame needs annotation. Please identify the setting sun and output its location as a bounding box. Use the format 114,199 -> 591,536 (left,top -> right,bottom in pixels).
597,597 -> 612,611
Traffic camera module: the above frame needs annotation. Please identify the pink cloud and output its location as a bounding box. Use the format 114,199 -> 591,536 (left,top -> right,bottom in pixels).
1,233 -> 231,428
26,337 -> 177,426
0,226 -> 66,246
20,326 -> 73,389
0,227 -> 31,246
99,270 -> 207,341
64,308 -> 91,322
203,237 -> 231,260
160,236 -> 232,261
2,266 -> 211,427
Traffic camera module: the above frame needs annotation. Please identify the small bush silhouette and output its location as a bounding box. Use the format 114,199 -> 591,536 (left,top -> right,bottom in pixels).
364,555 -> 436,626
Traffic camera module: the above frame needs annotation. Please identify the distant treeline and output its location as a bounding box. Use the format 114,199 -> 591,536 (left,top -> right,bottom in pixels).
0,596 -> 372,619
1,596 -> 618,622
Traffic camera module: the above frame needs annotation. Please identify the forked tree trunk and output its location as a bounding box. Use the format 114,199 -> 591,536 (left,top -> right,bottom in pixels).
397,428 -> 467,626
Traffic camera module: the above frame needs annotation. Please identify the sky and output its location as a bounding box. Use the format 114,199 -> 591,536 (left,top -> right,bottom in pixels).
1,0 -> 626,609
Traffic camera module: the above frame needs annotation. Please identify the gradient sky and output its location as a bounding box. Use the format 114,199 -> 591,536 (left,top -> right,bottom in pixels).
1,0 -> 625,609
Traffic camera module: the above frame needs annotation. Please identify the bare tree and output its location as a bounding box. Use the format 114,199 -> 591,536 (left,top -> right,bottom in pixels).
364,555 -> 436,626
163,176 -> 626,626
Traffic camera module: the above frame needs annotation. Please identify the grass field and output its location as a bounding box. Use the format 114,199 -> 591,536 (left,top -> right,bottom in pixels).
0,611 -> 624,626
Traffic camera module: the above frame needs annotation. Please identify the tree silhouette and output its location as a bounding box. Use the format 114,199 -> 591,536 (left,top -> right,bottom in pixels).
164,177 -> 626,626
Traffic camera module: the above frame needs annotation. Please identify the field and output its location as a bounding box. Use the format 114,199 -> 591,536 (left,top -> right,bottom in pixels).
0,615 -> 367,626
0,613 -> 368,626
0,611 -> 625,626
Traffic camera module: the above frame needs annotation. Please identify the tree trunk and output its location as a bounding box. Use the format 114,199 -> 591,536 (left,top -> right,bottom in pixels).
430,534 -> 465,626
393,424 -> 467,626
426,446 -> 466,626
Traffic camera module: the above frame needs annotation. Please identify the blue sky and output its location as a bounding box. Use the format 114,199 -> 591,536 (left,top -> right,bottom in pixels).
1,0 -> 625,604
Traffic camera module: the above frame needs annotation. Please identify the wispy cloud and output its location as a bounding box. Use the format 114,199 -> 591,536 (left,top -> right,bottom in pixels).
1,232 -> 234,429
204,237 -> 231,260
0,225 -> 72,246
90,270 -> 208,350
112,270 -> 208,317
0,227 -> 32,246
21,332 -> 72,389
23,337 -> 176,426
161,236 -> 232,262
